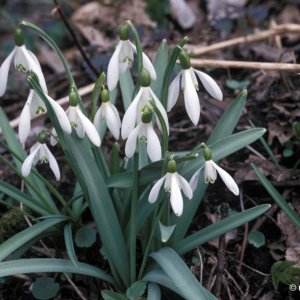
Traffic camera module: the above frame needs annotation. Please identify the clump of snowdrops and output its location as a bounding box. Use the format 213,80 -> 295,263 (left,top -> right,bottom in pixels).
0,21 -> 270,299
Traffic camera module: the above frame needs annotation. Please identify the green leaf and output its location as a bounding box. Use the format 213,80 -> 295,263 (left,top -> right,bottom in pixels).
151,39 -> 168,96
75,226 -> 96,248
150,247 -> 216,300
64,224 -> 79,267
139,139 -> 149,170
271,261 -> 300,289
32,276 -> 60,300
226,79 -> 250,90
208,90 -> 247,144
159,222 -> 176,243
147,283 -> 161,300
0,216 -> 67,262
120,70 -> 134,110
0,259 -> 114,284
174,204 -> 270,255
248,231 -> 265,248
101,290 -> 127,300
126,280 -> 147,300
252,164 -> 300,228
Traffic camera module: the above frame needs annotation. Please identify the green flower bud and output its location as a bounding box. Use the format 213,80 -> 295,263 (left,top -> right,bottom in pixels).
141,109 -> 153,123
38,131 -> 47,144
101,89 -> 110,103
167,159 -> 177,173
69,89 -> 78,107
119,24 -> 129,41
14,27 -> 24,47
203,147 -> 212,161
179,50 -> 191,70
139,68 -> 151,87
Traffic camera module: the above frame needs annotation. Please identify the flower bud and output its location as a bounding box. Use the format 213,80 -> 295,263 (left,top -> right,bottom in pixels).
101,88 -> 110,103
119,24 -> 129,41
69,89 -> 78,107
38,131 -> 47,144
14,27 -> 24,47
179,50 -> 191,70
167,159 -> 177,173
141,108 -> 153,123
203,147 -> 212,161
139,68 -> 151,87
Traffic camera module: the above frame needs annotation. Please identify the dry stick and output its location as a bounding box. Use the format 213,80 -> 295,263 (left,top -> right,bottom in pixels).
53,0 -> 100,77
187,24 -> 300,56
190,59 -> 300,71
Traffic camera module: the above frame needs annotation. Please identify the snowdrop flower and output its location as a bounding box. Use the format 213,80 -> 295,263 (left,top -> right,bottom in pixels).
189,146 -> 239,195
121,68 -> 169,140
107,24 -> 156,91
148,160 -> 193,216
65,90 -> 101,147
94,88 -> 121,140
125,108 -> 161,162
0,27 -> 47,97
22,131 -> 60,180
19,88 -> 72,144
167,49 -> 223,125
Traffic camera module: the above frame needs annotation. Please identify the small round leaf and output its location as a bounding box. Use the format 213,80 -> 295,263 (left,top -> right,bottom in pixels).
248,231 -> 265,248
32,276 -> 60,300
75,227 -> 96,248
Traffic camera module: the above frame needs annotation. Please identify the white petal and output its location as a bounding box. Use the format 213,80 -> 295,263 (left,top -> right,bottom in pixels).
167,73 -> 181,112
76,107 -> 101,147
189,169 -> 201,192
148,88 -> 169,135
204,160 -> 217,184
30,91 -> 46,116
148,175 -> 166,204
18,90 -> 33,144
21,144 -> 41,177
146,124 -> 161,162
0,47 -> 16,96
183,69 -> 200,125
211,161 -> 239,195
121,88 -> 143,139
105,103 -> 121,140
107,41 -> 122,91
46,95 -> 72,134
178,174 -> 193,199
170,174 -> 183,217
43,144 -> 60,181
125,126 -> 139,158
50,128 -> 58,146
93,105 -> 103,130
194,69 -> 223,101
14,46 -> 29,71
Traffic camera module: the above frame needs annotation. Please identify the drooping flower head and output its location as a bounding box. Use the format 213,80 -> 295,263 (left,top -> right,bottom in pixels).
0,27 -> 47,97
21,131 -> 60,180
94,88 -> 121,140
121,68 -> 169,140
167,49 -> 223,125
189,146 -> 239,195
125,107 -> 162,162
107,23 -> 156,91
148,159 -> 193,216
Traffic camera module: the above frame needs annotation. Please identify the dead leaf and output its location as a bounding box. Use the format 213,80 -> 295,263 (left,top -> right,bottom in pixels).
169,0 -> 196,30
268,122 -> 293,145
38,45 -> 65,73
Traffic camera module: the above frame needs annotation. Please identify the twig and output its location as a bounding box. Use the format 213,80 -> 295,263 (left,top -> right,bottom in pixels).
190,59 -> 300,71
187,24 -> 300,56
52,0 -> 99,77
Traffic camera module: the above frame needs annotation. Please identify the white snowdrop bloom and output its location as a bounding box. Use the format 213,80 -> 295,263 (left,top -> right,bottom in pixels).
121,69 -> 169,140
66,91 -> 101,147
189,147 -> 239,196
21,132 -> 60,180
148,160 -> 193,216
107,24 -> 156,91
94,89 -> 121,140
0,27 -> 47,97
125,109 -> 161,162
167,50 -> 223,125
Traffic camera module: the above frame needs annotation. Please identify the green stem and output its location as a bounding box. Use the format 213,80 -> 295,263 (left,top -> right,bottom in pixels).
161,36 -> 189,109
90,73 -> 106,121
130,153 -> 139,283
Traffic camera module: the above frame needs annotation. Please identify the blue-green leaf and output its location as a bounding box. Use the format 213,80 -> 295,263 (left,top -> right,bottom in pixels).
64,224 -> 79,267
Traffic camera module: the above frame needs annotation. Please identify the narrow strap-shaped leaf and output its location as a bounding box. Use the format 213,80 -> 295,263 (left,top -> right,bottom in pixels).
147,283 -> 161,300
208,90 -> 247,144
0,258 -> 114,284
150,247 -> 216,300
119,70 -> 134,110
174,204 -> 271,255
0,216 -> 67,261
253,164 -> 300,228
64,223 -> 79,267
